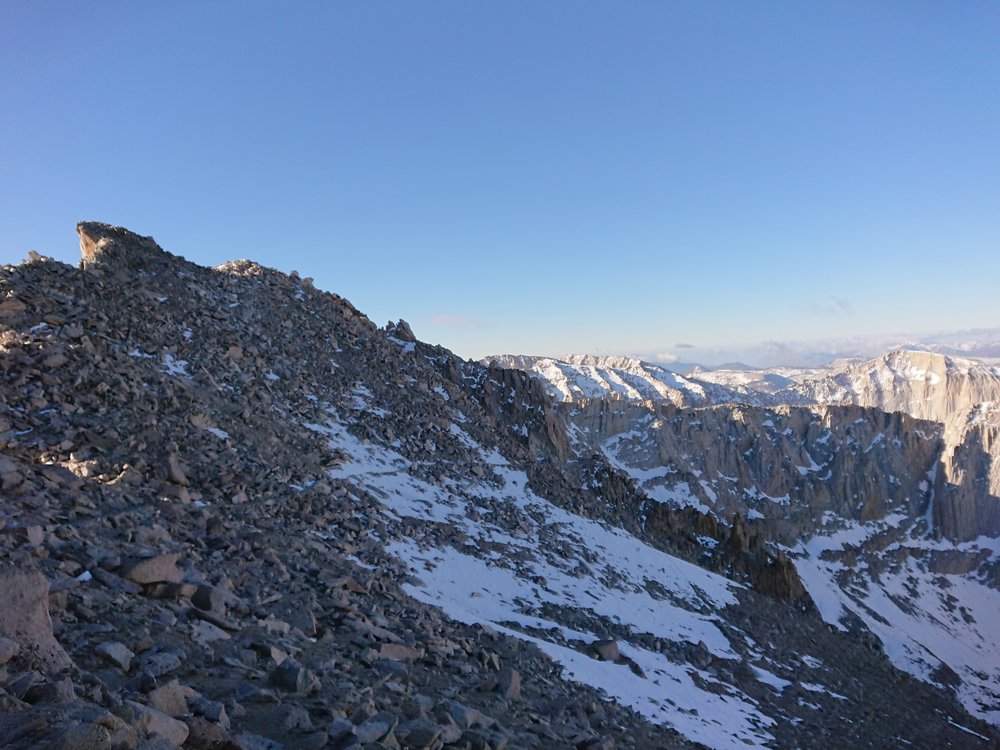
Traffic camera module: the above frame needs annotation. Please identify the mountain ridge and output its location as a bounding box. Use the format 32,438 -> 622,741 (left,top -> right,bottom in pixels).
0,223 -> 996,748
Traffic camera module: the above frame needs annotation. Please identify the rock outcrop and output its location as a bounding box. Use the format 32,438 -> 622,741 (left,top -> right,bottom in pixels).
566,398 -> 942,543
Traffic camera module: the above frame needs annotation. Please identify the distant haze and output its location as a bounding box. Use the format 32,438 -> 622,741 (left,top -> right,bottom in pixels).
621,328 -> 1000,370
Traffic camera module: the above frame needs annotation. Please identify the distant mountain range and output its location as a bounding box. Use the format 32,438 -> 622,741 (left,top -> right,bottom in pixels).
612,328 -> 1000,370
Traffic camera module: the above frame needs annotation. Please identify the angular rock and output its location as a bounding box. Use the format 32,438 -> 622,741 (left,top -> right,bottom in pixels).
190,696 -> 230,730
268,658 -> 318,695
127,700 -> 190,745
441,701 -> 493,731
24,676 -> 76,704
167,453 -> 189,486
590,639 -> 621,663
0,700 -> 135,750
395,718 -> 443,750
355,710 -> 397,743
96,641 -> 135,672
0,635 -> 20,665
0,568 -> 74,671
148,679 -> 194,717
497,667 -> 521,700
138,650 -> 183,679
327,718 -> 355,743
378,642 -> 423,662
183,715 -> 236,750
122,554 -> 184,585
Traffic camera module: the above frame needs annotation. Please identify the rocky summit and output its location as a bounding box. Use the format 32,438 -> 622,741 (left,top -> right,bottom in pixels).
0,223 -> 998,750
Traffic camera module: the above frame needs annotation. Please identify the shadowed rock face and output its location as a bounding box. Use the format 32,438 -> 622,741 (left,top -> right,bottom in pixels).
565,398 -> 942,542
0,569 -> 74,673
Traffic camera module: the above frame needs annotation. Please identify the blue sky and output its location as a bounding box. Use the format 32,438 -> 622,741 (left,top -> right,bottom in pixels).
2,2 -> 998,364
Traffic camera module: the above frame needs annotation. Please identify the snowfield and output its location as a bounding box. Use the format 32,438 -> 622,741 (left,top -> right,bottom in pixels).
790,522 -> 1000,724
307,408 -> 783,750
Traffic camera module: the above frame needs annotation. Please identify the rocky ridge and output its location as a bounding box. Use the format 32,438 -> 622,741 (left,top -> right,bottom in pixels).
0,223 -> 996,749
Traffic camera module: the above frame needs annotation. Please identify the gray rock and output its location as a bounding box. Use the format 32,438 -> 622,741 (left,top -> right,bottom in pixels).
268,658 -> 318,695
0,699 -> 135,750
378,643 -> 423,662
395,718 -> 443,749
0,635 -> 20,665
96,641 -> 135,672
232,730 -> 285,750
497,667 -> 521,700
122,554 -> 184,585
138,650 -> 183,678
591,639 -> 621,663
0,569 -> 74,671
354,710 -> 397,743
147,679 -> 193,717
127,700 -> 189,746
441,701 -> 492,731
327,718 -> 355,742
24,676 -> 76,704
190,695 -> 230,730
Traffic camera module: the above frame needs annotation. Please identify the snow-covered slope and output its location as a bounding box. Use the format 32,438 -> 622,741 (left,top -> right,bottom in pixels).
311,413 -> 775,749
791,518 -> 1000,725
487,349 -> 1000,729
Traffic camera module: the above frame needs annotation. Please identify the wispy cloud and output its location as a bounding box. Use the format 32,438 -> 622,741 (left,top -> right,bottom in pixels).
649,352 -> 679,363
803,296 -> 853,316
428,313 -> 487,328
674,342 -> 695,349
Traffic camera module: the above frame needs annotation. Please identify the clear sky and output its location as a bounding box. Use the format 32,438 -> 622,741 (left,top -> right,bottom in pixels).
2,2 -> 998,364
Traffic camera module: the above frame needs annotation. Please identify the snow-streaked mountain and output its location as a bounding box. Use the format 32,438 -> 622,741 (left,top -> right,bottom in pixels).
484,350 -> 1000,421
486,348 -> 1000,727
485,354 -> 713,405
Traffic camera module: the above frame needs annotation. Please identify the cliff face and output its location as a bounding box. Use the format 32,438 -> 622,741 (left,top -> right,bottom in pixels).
501,350 -> 1000,543
934,414 -> 1000,540
794,351 -> 1000,540
566,399 -> 942,543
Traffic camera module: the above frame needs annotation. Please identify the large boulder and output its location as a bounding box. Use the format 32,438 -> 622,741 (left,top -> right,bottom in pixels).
0,700 -> 136,750
0,568 -> 74,672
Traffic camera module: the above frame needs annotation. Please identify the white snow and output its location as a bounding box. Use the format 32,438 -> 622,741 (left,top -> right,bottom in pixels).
161,353 -> 190,377
752,666 -> 791,692
309,411 -> 776,749
799,682 -> 848,701
387,336 -> 416,353
791,521 -> 1000,723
